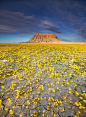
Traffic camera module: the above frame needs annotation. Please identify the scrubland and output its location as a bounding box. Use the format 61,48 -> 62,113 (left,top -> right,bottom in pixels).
0,43 -> 86,117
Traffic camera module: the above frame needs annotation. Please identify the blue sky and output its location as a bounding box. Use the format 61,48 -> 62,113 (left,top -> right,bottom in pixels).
0,0 -> 86,43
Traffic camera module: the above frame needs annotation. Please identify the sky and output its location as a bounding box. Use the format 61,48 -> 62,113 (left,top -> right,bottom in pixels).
0,0 -> 86,43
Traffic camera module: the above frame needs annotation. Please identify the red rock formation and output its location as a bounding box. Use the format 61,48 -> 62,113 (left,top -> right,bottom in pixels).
27,33 -> 62,43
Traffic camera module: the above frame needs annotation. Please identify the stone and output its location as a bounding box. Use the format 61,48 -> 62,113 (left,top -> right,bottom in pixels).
45,111 -> 52,117
40,98 -> 48,106
0,59 -> 9,62
29,103 -> 38,109
16,96 -> 25,105
30,109 -> 37,116
14,106 -> 22,115
36,106 -> 45,112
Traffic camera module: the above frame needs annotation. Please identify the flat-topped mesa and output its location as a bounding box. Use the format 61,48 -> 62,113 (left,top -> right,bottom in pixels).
35,33 -> 55,36
28,33 -> 62,43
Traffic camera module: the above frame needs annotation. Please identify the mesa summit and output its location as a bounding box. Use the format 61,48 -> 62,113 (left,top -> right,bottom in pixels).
27,33 -> 63,43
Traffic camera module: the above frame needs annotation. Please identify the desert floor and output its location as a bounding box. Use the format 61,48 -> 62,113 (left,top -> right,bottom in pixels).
0,43 -> 86,117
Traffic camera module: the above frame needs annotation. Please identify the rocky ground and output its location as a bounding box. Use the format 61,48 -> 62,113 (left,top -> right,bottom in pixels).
0,44 -> 86,117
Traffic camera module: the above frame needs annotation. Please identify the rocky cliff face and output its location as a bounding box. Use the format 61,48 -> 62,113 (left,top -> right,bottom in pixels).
27,33 -> 62,43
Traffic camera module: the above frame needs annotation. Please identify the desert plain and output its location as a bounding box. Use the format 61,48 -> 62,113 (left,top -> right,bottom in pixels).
0,43 -> 86,117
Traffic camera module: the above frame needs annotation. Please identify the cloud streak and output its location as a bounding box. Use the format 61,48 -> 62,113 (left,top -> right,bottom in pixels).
0,9 -> 38,33
39,21 -> 61,33
0,9 -> 61,34
78,27 -> 86,41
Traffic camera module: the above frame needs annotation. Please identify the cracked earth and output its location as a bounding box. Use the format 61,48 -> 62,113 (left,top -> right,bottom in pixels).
0,44 -> 86,117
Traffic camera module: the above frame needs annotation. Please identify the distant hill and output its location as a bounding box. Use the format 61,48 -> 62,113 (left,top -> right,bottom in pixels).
27,33 -> 63,43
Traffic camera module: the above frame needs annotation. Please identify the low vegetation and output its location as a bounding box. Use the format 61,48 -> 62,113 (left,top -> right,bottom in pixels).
0,43 -> 86,117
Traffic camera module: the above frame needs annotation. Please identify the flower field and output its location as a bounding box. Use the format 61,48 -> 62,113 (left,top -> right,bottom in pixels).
0,43 -> 86,117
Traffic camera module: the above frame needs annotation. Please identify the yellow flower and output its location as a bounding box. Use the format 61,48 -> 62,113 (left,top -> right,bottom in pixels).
0,100 -> 2,106
83,100 -> 86,103
9,109 -> 14,115
27,100 -> 30,105
19,114 -> 23,117
59,100 -> 62,104
22,104 -> 25,108
79,97 -> 83,100
48,88 -> 51,91
12,106 -> 15,109
62,108 -> 65,112
1,86 -> 5,89
70,101 -> 73,104
84,110 -> 86,113
7,98 -> 12,103
57,87 -> 59,90
31,114 -> 34,117
69,91 -> 72,94
43,110 -> 45,113
56,82 -> 59,84
53,113 -> 56,117
42,114 -> 45,116
26,106 -> 28,109
5,108 -> 8,112
63,96 -> 66,100
76,111 -> 82,116
68,106 -> 71,109
52,89 -> 55,93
